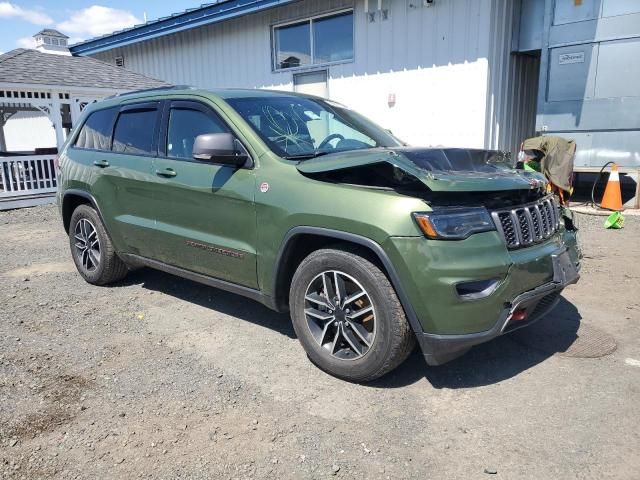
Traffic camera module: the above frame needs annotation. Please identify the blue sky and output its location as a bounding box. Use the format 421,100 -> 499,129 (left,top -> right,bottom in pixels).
0,1 -> 197,53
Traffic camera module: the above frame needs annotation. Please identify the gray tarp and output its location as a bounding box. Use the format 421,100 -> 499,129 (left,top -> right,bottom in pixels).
522,135 -> 576,192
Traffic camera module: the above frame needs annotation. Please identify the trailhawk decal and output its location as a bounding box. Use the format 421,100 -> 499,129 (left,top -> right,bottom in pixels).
185,240 -> 245,259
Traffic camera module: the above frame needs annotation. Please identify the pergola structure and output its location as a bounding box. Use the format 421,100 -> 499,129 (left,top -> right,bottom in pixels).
0,31 -> 166,210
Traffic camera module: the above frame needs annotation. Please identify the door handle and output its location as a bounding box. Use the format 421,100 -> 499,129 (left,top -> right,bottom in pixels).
93,159 -> 109,168
155,168 -> 177,178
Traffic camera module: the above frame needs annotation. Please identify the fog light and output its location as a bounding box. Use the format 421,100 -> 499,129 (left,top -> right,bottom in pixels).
511,308 -> 528,321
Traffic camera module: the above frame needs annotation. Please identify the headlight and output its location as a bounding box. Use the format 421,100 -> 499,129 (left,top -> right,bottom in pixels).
413,208 -> 496,240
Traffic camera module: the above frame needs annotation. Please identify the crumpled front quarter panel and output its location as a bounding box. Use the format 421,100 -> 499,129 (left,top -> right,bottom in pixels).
254,155 -> 425,294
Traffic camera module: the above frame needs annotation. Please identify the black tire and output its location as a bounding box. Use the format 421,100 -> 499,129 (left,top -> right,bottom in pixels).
68,204 -> 128,285
289,247 -> 415,382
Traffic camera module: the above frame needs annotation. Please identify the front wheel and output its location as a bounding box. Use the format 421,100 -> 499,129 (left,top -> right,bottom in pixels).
289,247 -> 415,382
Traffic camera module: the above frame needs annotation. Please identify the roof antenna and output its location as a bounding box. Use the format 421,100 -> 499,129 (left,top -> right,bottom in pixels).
143,11 -> 148,23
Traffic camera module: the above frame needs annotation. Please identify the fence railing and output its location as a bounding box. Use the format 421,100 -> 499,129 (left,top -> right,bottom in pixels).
0,155 -> 58,198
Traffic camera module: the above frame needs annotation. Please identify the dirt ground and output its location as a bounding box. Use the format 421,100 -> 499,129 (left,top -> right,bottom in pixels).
1,204 -> 639,479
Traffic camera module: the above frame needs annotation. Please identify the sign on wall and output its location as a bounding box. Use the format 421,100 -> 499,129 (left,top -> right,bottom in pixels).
558,52 -> 585,64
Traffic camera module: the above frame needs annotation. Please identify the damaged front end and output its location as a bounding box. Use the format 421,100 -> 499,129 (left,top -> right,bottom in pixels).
296,147 -> 580,234
298,147 -> 582,364
297,146 -> 582,256
296,147 -> 550,208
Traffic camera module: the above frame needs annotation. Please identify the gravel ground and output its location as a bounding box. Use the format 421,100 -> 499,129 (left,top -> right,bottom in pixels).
1,204 -> 639,479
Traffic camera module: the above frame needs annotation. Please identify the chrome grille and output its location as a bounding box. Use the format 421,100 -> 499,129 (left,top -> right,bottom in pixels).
492,196 -> 560,249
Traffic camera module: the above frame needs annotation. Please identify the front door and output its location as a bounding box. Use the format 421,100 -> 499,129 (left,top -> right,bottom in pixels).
150,100 -> 257,288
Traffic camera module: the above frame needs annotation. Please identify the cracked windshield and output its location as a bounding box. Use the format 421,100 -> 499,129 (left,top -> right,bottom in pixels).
226,96 -> 401,159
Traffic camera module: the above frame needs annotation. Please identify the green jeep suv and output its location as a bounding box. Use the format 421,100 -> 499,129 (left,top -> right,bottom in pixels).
57,86 -> 581,382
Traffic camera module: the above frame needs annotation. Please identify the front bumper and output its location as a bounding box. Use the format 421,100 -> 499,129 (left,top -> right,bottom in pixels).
416,252 -> 579,365
384,221 -> 581,365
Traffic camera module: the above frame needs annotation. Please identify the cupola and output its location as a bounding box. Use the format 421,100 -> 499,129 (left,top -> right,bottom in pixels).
33,29 -> 71,56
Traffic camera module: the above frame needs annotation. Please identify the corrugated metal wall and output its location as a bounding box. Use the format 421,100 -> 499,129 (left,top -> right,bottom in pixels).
93,0 -> 357,90
503,52 -> 539,154
536,0 -> 640,168
91,0 -> 533,152
485,0 -> 539,155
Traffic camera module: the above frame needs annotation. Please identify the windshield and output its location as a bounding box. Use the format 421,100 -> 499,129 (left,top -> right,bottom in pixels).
225,95 -> 403,159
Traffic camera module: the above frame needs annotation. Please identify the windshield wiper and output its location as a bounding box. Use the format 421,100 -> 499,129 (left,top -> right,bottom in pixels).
284,151 -> 331,160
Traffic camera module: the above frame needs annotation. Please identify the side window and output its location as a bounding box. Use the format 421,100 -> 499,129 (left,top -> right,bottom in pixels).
167,107 -> 229,160
74,108 -> 117,151
112,108 -> 158,155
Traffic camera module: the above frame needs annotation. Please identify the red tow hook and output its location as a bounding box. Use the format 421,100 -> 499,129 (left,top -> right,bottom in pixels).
511,308 -> 528,322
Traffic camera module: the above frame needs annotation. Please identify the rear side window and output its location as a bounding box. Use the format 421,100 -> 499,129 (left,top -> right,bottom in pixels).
112,108 -> 158,155
74,108 -> 117,151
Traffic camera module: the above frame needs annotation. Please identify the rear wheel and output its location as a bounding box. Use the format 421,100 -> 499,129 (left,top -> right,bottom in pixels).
289,247 -> 415,382
69,204 -> 128,285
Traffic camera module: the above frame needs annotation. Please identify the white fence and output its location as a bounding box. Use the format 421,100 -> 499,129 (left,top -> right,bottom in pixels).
0,155 -> 58,198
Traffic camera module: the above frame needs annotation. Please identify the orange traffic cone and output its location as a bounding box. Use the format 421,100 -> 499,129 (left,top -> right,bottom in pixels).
600,163 -> 623,211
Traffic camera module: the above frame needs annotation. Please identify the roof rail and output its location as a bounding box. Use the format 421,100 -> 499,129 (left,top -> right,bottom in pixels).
106,84 -> 194,100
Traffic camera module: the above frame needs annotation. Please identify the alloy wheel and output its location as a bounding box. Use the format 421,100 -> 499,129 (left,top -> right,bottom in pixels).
73,218 -> 100,272
304,270 -> 376,360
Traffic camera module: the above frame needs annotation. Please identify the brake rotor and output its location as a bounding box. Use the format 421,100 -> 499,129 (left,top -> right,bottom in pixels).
354,298 -> 374,332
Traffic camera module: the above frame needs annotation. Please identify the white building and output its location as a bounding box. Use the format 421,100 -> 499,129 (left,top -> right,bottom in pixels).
70,0 -> 539,156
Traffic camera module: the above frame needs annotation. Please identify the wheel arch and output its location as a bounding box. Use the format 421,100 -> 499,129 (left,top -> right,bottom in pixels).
62,190 -> 99,233
271,227 -> 424,336
61,189 -> 113,237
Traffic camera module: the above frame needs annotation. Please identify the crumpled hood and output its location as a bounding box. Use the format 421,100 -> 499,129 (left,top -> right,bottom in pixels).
296,147 -> 547,192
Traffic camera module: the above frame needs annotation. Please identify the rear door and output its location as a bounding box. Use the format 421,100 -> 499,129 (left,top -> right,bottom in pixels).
88,101 -> 162,256
149,99 -> 258,287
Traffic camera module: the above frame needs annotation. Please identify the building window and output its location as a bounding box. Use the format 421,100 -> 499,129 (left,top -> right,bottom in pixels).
313,13 -> 353,64
275,21 -> 311,69
273,11 -> 353,70
115,56 -> 125,67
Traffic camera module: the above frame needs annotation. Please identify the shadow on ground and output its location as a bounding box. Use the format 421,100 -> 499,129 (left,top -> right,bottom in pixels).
374,297 -> 582,389
112,269 -> 582,389
114,267 -> 296,339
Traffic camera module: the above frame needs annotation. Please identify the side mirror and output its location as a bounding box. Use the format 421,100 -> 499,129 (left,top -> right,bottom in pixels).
193,133 -> 249,167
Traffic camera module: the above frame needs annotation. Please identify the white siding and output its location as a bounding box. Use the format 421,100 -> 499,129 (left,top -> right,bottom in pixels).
92,0 -> 530,151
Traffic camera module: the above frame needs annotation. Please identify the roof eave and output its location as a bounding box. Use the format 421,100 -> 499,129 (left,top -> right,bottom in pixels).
0,81 -> 137,94
70,0 -> 294,56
